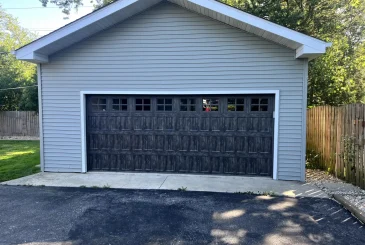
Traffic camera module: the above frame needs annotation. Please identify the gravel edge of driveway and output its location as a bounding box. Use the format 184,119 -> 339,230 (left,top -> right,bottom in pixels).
306,169 -> 365,214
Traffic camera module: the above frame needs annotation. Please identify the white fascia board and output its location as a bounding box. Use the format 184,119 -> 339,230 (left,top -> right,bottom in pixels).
188,0 -> 331,53
16,52 -> 49,63
295,44 -> 332,60
14,0 -> 161,63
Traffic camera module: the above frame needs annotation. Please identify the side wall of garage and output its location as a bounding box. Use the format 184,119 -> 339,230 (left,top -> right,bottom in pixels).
40,2 -> 308,181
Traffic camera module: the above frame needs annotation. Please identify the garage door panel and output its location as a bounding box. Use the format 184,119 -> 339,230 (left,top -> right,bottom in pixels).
211,157 -> 221,174
200,157 -> 211,173
200,117 -> 210,131
121,135 -> 131,150
179,135 -> 190,152
134,155 -> 145,171
237,158 -> 247,174
122,155 -> 134,171
109,154 -> 119,171
166,155 -> 177,172
224,136 -> 235,153
143,135 -> 154,150
190,156 -> 202,173
211,117 -> 222,131
133,135 -> 143,151
224,117 -> 237,131
260,118 -> 274,133
236,136 -> 248,153
237,117 -> 248,131
246,158 -> 258,175
166,135 -> 175,151
200,136 -> 210,152
210,136 -> 221,153
155,135 -> 164,151
190,136 -> 199,152
86,95 -> 274,176
262,137 -> 273,153
223,157 -> 237,174
144,155 -> 154,171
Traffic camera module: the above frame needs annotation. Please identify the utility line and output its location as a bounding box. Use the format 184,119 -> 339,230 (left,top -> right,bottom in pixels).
0,85 -> 38,91
3,6 -> 93,10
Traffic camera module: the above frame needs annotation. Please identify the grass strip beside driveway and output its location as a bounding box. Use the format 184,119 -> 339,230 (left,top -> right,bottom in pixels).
0,140 -> 40,182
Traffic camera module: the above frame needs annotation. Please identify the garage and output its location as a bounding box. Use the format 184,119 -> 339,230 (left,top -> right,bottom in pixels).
14,0 -> 332,180
86,95 -> 274,176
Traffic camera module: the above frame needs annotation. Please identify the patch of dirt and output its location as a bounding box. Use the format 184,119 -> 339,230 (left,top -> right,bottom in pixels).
306,169 -> 365,214
306,169 -> 344,184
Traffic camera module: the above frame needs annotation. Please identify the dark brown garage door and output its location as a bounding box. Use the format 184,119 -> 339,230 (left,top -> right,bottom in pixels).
86,95 -> 274,176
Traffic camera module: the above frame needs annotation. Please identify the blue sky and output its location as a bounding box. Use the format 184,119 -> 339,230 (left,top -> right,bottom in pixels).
1,0 -> 93,36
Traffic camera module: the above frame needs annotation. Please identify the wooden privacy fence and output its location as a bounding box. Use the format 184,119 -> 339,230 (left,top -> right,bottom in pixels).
307,104 -> 365,189
0,111 -> 39,137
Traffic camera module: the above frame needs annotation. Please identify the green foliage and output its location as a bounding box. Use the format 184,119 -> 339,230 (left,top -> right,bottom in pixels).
306,149 -> 321,169
93,0 -> 116,10
0,7 -> 38,111
39,0 -> 114,14
340,135 -> 357,174
40,0 -> 365,107
19,85 -> 38,111
220,0 -> 365,106
39,0 -> 83,15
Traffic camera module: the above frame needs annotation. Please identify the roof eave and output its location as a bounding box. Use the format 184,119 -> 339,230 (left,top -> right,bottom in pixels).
296,43 -> 332,60
14,51 -> 49,63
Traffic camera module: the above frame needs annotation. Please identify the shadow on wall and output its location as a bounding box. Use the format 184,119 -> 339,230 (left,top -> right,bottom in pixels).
1,187 -> 363,245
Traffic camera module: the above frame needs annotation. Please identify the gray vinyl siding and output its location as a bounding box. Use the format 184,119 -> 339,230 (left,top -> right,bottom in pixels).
40,2 -> 307,180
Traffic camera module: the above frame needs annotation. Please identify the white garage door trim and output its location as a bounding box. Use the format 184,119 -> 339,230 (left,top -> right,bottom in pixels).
80,90 -> 280,179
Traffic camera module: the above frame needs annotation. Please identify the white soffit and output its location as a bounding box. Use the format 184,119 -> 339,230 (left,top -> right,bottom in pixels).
13,0 -> 331,63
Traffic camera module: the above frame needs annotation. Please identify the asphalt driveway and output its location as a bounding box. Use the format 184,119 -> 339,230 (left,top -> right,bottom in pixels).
0,186 -> 364,245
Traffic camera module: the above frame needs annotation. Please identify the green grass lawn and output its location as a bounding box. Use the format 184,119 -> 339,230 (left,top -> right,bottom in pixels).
0,140 -> 40,182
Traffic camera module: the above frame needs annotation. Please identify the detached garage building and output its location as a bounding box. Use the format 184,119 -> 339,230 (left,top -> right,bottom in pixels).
14,0 -> 330,181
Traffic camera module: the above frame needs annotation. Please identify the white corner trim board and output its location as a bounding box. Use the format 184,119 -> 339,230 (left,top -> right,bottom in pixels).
13,0 -> 331,63
37,64 -> 45,172
80,92 -> 87,173
80,90 -> 280,180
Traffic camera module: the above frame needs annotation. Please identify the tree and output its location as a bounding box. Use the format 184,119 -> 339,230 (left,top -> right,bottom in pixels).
19,84 -> 38,111
39,0 -> 114,14
40,0 -> 365,106
0,7 -> 38,111
220,0 -> 365,106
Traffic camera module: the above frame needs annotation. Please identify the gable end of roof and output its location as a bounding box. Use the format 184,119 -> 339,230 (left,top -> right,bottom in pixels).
13,0 -> 331,63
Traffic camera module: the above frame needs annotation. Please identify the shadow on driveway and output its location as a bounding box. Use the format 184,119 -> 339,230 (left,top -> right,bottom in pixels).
0,186 -> 364,245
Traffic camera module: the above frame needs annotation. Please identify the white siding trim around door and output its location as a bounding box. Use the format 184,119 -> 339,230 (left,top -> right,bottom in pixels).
80,90 -> 280,179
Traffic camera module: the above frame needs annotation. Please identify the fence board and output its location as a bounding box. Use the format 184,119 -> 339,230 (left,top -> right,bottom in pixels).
0,111 -> 39,137
307,105 -> 365,189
